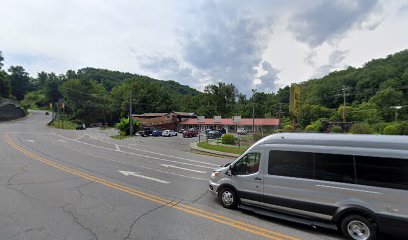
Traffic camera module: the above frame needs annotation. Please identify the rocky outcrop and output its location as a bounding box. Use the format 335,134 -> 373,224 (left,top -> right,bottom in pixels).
0,99 -> 26,121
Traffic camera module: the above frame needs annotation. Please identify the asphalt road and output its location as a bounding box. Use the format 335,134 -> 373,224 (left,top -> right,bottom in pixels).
0,110 -> 342,240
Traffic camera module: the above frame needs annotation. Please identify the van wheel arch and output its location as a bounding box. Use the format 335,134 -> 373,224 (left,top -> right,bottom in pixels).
333,205 -> 377,224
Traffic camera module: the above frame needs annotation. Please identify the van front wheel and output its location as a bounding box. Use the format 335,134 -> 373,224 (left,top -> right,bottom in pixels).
218,187 -> 238,209
340,214 -> 377,240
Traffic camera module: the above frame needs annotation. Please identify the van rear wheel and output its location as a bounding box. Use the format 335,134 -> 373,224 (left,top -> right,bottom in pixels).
340,214 -> 377,240
218,187 -> 238,209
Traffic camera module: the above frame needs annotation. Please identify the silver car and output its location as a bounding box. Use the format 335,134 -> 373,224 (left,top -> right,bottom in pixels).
209,133 -> 408,240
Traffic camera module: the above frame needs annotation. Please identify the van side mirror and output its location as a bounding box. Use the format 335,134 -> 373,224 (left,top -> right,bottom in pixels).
226,165 -> 234,176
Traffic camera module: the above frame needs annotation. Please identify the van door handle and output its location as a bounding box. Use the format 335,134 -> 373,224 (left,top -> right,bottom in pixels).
254,177 -> 262,181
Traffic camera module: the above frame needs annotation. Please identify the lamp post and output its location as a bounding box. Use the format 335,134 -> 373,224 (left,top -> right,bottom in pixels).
390,106 -> 403,122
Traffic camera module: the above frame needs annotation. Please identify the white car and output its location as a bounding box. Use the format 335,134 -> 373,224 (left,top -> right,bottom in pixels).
237,128 -> 248,135
162,130 -> 177,137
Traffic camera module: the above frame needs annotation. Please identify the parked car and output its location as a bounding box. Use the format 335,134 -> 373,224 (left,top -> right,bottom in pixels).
237,128 -> 248,135
151,129 -> 163,137
139,128 -> 153,137
209,133 -> 408,240
182,130 -> 198,138
207,130 -> 222,139
205,128 -> 214,134
178,128 -> 185,133
76,123 -> 86,130
162,130 -> 177,137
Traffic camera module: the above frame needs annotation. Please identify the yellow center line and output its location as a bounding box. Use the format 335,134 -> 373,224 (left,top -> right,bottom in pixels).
3,133 -> 302,240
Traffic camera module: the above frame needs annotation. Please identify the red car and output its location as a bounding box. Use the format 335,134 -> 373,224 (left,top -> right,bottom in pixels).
182,130 -> 198,138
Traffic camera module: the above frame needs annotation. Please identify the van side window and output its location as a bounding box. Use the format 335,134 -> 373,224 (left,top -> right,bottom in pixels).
268,151 -> 313,179
315,153 -> 355,184
356,156 -> 408,190
234,153 -> 261,175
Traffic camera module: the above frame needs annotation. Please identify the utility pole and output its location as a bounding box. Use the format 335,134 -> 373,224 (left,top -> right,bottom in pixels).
129,91 -> 133,136
342,85 -> 350,123
252,89 -> 256,134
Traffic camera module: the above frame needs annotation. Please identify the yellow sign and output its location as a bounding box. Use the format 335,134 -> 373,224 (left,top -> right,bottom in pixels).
289,83 -> 301,115
49,103 -> 53,109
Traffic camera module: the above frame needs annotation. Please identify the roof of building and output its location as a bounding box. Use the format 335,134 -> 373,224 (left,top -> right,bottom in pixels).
180,118 -> 279,126
173,112 -> 197,116
133,113 -> 170,117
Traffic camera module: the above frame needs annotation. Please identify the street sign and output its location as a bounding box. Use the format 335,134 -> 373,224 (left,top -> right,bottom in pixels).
197,116 -> 205,123
213,116 -> 221,122
233,116 -> 241,123
289,83 -> 301,115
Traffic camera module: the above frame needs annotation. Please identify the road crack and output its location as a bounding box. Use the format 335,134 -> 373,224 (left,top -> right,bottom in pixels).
122,200 -> 180,240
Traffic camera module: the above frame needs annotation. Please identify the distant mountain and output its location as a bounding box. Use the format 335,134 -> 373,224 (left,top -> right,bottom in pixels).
301,49 -> 408,109
74,67 -> 200,96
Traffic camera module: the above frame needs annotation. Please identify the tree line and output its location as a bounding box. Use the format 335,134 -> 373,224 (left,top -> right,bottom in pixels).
1,49 -> 407,134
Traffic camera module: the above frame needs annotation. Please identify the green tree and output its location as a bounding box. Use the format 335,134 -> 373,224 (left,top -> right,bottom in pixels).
8,66 -> 30,100
350,123 -> 372,134
0,70 -> 10,98
369,88 -> 404,122
115,117 -> 140,135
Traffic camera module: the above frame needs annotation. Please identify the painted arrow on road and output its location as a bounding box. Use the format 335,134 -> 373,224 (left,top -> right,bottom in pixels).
160,164 -> 207,173
119,171 -> 169,184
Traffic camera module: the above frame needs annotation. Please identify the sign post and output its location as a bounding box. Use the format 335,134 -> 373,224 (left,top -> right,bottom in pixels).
197,116 -> 205,142
289,83 -> 301,130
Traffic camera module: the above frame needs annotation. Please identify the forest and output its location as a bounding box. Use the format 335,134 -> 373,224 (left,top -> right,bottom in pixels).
0,49 -> 407,134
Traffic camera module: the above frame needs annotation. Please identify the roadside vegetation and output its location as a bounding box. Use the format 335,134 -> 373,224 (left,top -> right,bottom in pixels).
50,120 -> 77,130
197,141 -> 247,155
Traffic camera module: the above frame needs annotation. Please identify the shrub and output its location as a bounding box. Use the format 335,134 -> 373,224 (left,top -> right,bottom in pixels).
283,125 -> 294,132
115,117 -> 140,135
331,126 -> 343,133
350,123 -> 372,134
221,134 -> 236,145
383,125 -> 398,135
396,122 -> 408,135
372,122 -> 388,134
304,125 -> 316,132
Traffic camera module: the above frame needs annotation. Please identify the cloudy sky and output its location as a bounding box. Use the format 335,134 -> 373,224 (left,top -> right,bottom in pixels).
1,0 -> 407,94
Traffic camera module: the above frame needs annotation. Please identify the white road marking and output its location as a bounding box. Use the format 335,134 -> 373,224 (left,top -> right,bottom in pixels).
85,133 -> 218,167
119,170 -> 169,184
58,139 -> 66,143
52,132 -> 214,169
115,144 -> 121,151
161,164 -> 207,173
74,134 -> 86,140
25,139 -> 35,143
32,134 -> 207,181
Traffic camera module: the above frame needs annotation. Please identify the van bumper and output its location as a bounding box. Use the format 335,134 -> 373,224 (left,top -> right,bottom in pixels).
377,214 -> 408,237
209,180 -> 220,196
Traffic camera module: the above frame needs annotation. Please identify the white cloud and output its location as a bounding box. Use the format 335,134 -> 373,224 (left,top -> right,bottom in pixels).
0,0 -> 407,94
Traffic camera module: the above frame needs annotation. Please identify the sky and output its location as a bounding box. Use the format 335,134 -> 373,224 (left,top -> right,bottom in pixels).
1,0 -> 407,94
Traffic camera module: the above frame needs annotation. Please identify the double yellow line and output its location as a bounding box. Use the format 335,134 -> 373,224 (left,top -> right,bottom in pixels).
4,133 -> 301,240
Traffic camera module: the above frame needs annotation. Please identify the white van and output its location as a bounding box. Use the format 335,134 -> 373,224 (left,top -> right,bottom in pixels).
209,133 -> 408,240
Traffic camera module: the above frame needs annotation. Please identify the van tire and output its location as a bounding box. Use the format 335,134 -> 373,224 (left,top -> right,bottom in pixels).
340,214 -> 377,240
218,187 -> 238,209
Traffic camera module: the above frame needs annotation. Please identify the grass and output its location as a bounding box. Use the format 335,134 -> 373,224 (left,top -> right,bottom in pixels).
197,141 -> 248,155
50,120 -> 77,130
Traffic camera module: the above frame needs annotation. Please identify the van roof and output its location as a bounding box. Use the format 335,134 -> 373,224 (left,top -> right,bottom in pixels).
258,133 -> 408,151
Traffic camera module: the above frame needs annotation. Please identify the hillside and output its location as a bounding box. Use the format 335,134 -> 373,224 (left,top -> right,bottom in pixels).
302,50 -> 408,108
73,67 -> 200,96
